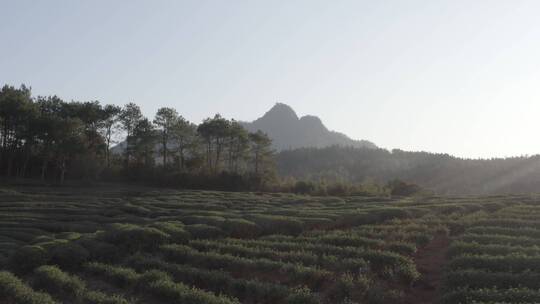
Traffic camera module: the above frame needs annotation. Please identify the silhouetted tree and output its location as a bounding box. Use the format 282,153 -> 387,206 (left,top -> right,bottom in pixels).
132,118 -> 157,168
153,107 -> 179,167
119,103 -> 142,168
197,114 -> 230,173
102,104 -> 121,168
170,116 -> 198,171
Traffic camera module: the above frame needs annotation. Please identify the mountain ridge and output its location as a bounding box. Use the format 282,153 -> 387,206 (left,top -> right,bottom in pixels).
240,103 -> 376,151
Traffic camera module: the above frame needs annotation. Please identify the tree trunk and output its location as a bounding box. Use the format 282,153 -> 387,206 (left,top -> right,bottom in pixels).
41,158 -> 47,180
215,138 -> 222,173
6,151 -> 13,177
60,157 -> 66,184
179,147 -> 185,171
254,149 -> 260,175
105,134 -> 111,168
206,140 -> 212,170
162,137 -> 167,167
20,143 -> 31,178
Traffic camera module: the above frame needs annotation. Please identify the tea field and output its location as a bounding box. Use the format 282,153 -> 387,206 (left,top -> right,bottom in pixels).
1,185 -> 540,303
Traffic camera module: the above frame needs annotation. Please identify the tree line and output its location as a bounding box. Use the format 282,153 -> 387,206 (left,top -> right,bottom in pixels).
277,145 -> 540,195
0,84 -> 275,190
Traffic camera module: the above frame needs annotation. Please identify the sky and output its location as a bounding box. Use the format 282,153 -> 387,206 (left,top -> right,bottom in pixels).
1,1 -> 540,159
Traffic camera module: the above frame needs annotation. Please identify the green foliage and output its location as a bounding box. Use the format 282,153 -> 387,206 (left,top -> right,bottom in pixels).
145,276 -> 239,304
78,238 -> 122,262
33,265 -> 86,299
386,179 -> 423,196
248,214 -> 304,236
151,221 -> 191,244
10,245 -> 48,273
0,270 -> 58,304
441,287 -> 540,304
285,286 -> 321,304
83,290 -> 130,304
100,223 -> 170,252
48,242 -> 90,269
5,186 -> 540,304
220,219 -> 261,238
325,273 -> 370,303
85,262 -> 238,304
85,262 -> 140,288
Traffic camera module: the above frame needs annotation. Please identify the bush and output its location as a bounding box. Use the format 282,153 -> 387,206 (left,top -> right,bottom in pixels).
152,222 -> 191,243
285,286 -> 321,304
221,219 -> 261,238
0,270 -> 58,304
336,208 -> 410,227
185,224 -> 226,239
441,287 -> 540,304
83,290 -> 129,304
33,265 -> 85,299
48,242 -> 90,269
387,179 -> 422,196
248,215 -> 304,236
146,277 -> 239,304
327,273 -> 369,303
181,216 -> 226,227
386,242 -> 417,255
10,245 -> 48,273
126,253 -> 292,304
84,262 -> 140,288
101,223 -> 170,252
78,238 -> 122,262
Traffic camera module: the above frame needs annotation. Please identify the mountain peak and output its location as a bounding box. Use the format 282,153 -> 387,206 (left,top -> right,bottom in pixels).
241,103 -> 377,151
263,103 -> 298,121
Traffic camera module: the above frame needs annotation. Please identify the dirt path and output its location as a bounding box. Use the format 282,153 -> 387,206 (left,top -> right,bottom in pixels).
402,234 -> 450,304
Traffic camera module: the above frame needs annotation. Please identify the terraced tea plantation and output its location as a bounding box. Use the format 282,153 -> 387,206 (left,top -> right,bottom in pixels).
1,186 -> 540,303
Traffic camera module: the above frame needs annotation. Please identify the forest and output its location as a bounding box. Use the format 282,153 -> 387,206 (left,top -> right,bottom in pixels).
278,146 -> 540,195
5,82 -> 539,196
0,84 -> 275,190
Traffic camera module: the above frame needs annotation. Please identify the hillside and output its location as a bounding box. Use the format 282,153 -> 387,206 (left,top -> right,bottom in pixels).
277,146 -> 540,195
240,103 -> 376,151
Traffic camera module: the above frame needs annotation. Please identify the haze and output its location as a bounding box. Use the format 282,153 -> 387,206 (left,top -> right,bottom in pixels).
1,1 -> 539,159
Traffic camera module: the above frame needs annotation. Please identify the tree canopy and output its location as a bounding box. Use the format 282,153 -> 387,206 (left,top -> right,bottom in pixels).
0,84 -> 275,190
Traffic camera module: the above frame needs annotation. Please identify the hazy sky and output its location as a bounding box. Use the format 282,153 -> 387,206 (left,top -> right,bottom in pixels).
1,1 -> 540,159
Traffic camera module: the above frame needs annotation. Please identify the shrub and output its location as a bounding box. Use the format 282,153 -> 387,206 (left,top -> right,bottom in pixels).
126,253 -> 292,304
84,262 -> 140,288
441,287 -> 540,304
248,215 -> 304,236
285,286 -> 321,304
181,215 -> 226,227
33,265 -> 86,299
185,224 -> 226,239
0,270 -> 58,304
101,224 -> 170,252
146,277 -> 240,304
31,235 -> 55,244
386,242 -> 417,255
83,290 -> 129,304
10,245 -> 48,273
221,219 -> 261,238
78,238 -> 122,262
56,232 -> 82,240
444,269 -> 540,290
138,269 -> 172,287
326,273 -> 366,302
48,242 -> 90,269
152,221 -> 191,243
448,254 -> 540,273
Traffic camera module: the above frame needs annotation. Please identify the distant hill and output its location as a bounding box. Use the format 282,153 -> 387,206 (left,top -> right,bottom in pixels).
277,146 -> 540,195
240,103 -> 376,151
